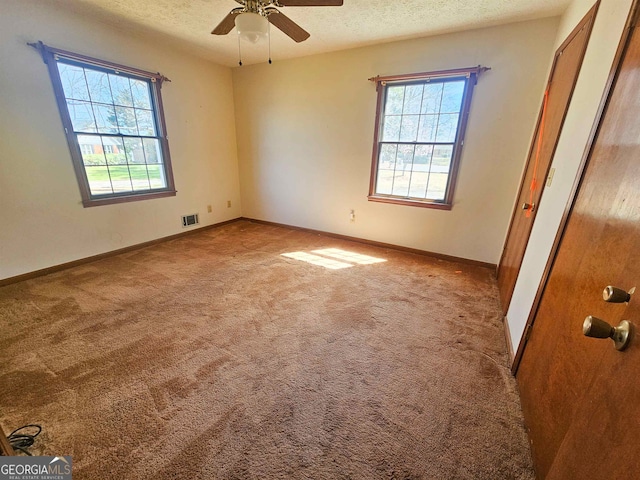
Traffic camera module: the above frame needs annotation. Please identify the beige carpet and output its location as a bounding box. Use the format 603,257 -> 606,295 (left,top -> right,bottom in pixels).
0,220 -> 534,479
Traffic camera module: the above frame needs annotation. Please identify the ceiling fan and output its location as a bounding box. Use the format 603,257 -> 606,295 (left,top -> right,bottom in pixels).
212,0 -> 344,43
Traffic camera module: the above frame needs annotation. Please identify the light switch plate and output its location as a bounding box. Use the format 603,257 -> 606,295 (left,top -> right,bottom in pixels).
546,167 -> 556,187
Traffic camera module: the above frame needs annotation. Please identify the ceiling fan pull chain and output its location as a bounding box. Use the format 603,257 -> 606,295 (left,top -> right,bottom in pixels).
237,32 -> 243,66
268,20 -> 272,64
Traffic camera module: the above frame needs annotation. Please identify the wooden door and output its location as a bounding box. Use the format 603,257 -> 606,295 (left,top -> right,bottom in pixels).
497,3 -> 598,313
517,4 -> 640,478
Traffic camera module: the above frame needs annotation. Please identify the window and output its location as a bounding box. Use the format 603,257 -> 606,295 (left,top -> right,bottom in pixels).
368,66 -> 486,209
32,42 -> 176,207
80,144 -> 94,155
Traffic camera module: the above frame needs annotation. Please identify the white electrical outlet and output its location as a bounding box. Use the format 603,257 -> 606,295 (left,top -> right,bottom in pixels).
349,209 -> 355,223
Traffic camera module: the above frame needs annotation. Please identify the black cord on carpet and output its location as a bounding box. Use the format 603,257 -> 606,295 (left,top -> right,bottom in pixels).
7,425 -> 42,455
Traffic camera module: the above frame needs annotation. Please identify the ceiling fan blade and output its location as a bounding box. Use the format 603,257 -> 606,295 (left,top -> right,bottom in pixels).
211,9 -> 243,35
268,9 -> 310,43
277,0 -> 343,5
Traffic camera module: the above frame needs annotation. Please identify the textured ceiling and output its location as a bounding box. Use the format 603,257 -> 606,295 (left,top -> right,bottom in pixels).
47,0 -> 570,67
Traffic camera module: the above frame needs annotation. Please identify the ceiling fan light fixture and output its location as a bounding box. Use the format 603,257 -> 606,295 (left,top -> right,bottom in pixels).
235,12 -> 269,44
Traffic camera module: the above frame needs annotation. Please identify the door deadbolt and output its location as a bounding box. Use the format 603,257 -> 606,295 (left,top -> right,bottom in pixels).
583,315 -> 632,351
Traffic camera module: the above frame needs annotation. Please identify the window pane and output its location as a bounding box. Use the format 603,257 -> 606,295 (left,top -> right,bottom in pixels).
124,137 -> 146,164
67,100 -> 97,133
115,106 -> 138,135
147,164 -> 167,189
104,137 -> 127,165
84,69 -> 113,105
403,85 -> 423,114
86,166 -> 113,195
379,143 -> 398,170
108,165 -> 134,193
391,171 -> 410,197
435,114 -> 460,142
414,144 -> 434,166
108,74 -> 134,107
92,104 -> 119,134
441,80 -> 465,113
78,134 -> 106,166
417,115 -> 437,143
142,138 -> 162,164
426,173 -> 448,201
391,144 -> 415,197
399,115 -> 419,142
408,144 -> 433,199
432,145 -> 453,173
135,109 -> 156,136
428,145 -> 453,199
421,83 -> 444,114
396,144 -> 415,169
376,144 -> 399,195
382,115 -> 401,142
376,169 -> 394,195
58,64 -> 90,101
129,165 -> 151,191
409,166 -> 429,198
385,86 -> 405,115
130,79 -> 152,109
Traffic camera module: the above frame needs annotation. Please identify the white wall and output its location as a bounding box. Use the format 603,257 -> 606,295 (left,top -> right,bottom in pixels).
506,0 -> 634,352
233,18 -> 560,265
0,0 -> 242,280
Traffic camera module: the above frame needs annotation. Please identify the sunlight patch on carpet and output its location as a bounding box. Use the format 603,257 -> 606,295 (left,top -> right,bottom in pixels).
281,248 -> 386,270
311,248 -> 387,265
281,251 -> 353,269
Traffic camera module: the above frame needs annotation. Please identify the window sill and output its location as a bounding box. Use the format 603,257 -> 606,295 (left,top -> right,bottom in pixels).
83,189 -> 177,208
367,195 -> 452,210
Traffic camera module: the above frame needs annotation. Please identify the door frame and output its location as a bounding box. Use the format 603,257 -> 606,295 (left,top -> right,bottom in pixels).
511,0 -> 640,374
496,2 -> 599,313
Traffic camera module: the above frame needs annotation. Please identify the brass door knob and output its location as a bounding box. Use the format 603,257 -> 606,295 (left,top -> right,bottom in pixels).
603,286 -> 632,303
583,315 -> 632,351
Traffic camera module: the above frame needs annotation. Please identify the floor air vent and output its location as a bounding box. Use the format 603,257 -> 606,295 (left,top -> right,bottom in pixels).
181,213 -> 199,228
